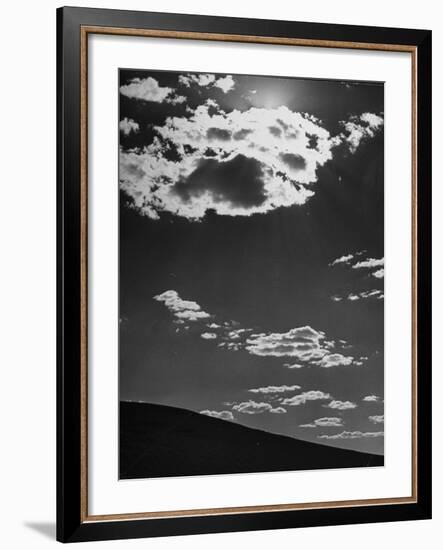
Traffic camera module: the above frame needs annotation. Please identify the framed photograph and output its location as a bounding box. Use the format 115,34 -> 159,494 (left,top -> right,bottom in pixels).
57,6 -> 432,543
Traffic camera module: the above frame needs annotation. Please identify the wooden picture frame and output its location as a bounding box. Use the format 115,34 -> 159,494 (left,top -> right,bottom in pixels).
57,6 -> 431,543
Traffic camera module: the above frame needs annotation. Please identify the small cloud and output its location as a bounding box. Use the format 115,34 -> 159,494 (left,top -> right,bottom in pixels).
318,430 -> 384,440
179,73 -> 235,94
179,73 -> 216,88
317,353 -> 354,368
300,417 -> 344,428
232,400 -> 287,415
154,290 -> 210,322
330,254 -> 385,291
200,409 -> 234,421
119,117 -> 139,135
175,310 -> 210,321
282,390 -> 331,407
213,75 -> 235,93
369,415 -> 384,424
332,289 -> 384,302
120,76 -> 174,103
326,400 -> 357,410
283,362 -> 304,369
363,395 -> 381,402
269,407 -> 287,414
218,341 -> 242,352
352,257 -> 384,270
360,112 -> 384,127
359,289 -> 383,299
248,384 -> 301,394
228,329 -> 250,340
337,113 -> 384,153
330,254 -> 354,266
201,332 -> 217,340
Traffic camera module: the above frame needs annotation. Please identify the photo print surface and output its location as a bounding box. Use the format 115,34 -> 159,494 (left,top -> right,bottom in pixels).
119,69 -> 385,480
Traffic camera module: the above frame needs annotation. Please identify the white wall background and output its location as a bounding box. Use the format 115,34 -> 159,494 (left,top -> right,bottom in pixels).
0,1 -> 437,548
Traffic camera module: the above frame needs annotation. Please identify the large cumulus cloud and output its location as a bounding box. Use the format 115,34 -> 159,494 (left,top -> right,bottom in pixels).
119,104 -> 341,220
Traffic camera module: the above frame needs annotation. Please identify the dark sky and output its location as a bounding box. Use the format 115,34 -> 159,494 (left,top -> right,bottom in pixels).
119,69 -> 384,455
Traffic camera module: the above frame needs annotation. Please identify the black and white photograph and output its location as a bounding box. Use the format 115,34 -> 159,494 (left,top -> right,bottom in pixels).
118,68 -> 385,479
0,0 -> 435,546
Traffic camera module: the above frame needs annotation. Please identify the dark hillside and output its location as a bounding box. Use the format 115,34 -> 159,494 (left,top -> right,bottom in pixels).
120,401 -> 383,479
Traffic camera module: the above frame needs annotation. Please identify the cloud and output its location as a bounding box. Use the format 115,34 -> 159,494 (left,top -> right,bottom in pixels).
359,289 -> 384,299
179,73 -> 216,87
119,104 -> 339,220
246,326 -> 326,359
330,254 -> 354,266
326,400 -> 357,410
201,332 -> 217,339
369,415 -> 384,424
213,75 -> 235,93
154,290 -> 210,321
330,253 -> 384,278
248,384 -> 301,394
300,417 -> 344,428
352,257 -> 384,280
363,395 -> 381,402
318,431 -> 384,440
332,289 -> 384,302
120,76 -> 174,103
175,310 -> 210,321
330,253 -> 385,295
155,292 -> 363,373
218,341 -> 242,352
316,353 -> 354,368
179,73 -> 235,94
245,326 -> 360,367
338,112 -> 384,153
282,390 -> 331,406
119,117 -> 140,135
120,103 -> 383,221
269,407 -> 287,414
283,362 -> 304,369
352,257 -> 384,270
360,112 -> 384,127
200,409 -> 234,421
232,400 -> 287,415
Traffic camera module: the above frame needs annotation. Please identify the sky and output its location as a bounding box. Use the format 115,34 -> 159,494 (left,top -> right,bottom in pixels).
119,68 -> 385,456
